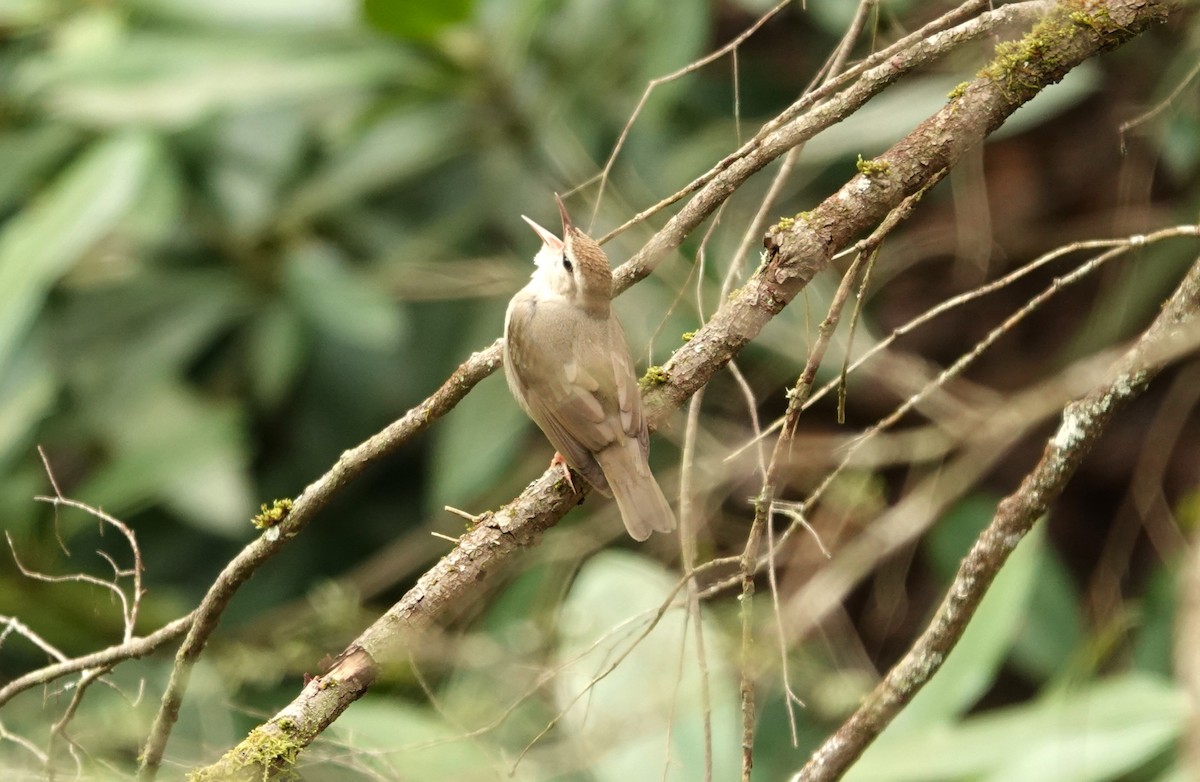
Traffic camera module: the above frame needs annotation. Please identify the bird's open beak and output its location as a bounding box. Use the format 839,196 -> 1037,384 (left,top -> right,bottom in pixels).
521,215 -> 564,253
555,193 -> 573,234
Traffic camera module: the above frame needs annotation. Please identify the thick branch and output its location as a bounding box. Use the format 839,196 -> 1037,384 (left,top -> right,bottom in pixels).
0,614 -> 193,708
189,1 -> 1170,779
142,4 -> 1059,773
793,249 -> 1200,780
138,344 -> 502,776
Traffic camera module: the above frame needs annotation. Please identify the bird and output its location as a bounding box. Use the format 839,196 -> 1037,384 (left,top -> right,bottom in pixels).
503,196 -> 676,541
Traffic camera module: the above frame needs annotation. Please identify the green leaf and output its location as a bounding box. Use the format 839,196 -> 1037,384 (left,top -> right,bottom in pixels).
284,241 -> 405,352
331,697 -> 497,779
78,380 -> 253,536
0,125 -> 82,215
1010,542 -> 1084,682
282,102 -> 467,225
0,345 -> 55,472
800,66 -> 1100,163
554,551 -> 740,782
245,299 -> 307,408
0,0 -> 55,28
208,109 -> 306,238
846,674 -> 1185,782
1132,560 -> 1180,677
429,367 -> 528,510
130,0 -> 357,30
427,301 -> 524,509
20,32 -> 401,129
52,269 -> 250,387
0,132 -> 154,375
361,0 -> 474,42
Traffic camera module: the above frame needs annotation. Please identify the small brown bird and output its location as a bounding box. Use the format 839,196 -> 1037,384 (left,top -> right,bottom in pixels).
503,197 -> 676,541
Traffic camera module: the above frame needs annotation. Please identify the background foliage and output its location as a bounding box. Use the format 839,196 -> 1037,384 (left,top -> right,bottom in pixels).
1,0 -> 1198,779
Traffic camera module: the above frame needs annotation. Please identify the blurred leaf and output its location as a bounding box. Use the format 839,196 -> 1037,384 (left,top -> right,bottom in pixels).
1010,540 -> 1085,683
0,125 -> 82,215
430,368 -> 527,509
285,241 -> 405,352
1132,559 -> 1179,677
19,32 -> 401,129
888,514 -> 1044,732
0,345 -> 54,471
282,102 -> 468,225
111,136 -> 184,251
924,495 -> 995,577
929,500 -> 1085,687
362,0 -> 474,41
1151,765 -> 1191,782
802,65 -> 1100,163
0,0 -> 54,27
208,108 -> 306,238
53,270 -> 250,387
807,0 -> 918,34
130,0 -> 357,30
429,301 -> 524,508
0,131 -> 153,375
246,299 -> 308,408
78,380 -> 252,535
1065,240 -> 1197,361
847,674 -> 1185,782
555,551 -> 740,782
1000,61 -> 1101,134
331,697 -> 501,780
1161,111 -> 1200,181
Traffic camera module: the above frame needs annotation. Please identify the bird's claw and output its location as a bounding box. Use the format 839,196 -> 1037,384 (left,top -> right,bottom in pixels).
551,452 -> 576,492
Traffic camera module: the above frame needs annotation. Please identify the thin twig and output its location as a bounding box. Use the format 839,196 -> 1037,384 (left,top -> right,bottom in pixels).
188,3 -> 1171,776
588,0 -> 793,230
791,250 -> 1200,781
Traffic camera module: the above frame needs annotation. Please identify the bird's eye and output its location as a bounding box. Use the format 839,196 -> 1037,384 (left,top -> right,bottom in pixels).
562,253 -> 573,273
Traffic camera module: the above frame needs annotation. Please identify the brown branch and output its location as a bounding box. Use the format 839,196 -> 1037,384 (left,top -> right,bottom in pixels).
608,0 -> 1053,290
596,0 -> 1008,247
139,5 -> 1062,775
792,248 -> 1200,780
187,1 -> 1172,779
137,343 -> 503,777
0,613 -> 193,708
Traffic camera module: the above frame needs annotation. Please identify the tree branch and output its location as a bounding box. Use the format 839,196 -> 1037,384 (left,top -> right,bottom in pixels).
188,1 -> 1171,778
792,248 -> 1200,781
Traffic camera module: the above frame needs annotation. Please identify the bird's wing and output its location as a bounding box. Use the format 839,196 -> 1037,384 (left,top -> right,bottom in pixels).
606,316 -> 649,453
505,299 -> 615,492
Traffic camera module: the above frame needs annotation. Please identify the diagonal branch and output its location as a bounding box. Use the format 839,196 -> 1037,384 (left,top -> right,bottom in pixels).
791,249 -> 1200,781
137,3 -> 1062,775
188,1 -> 1171,778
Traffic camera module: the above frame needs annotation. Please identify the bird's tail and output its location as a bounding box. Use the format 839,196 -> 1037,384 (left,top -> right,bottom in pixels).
596,440 -> 676,541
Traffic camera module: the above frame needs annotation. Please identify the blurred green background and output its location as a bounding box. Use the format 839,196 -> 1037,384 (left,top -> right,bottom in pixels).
1,0 -> 1199,779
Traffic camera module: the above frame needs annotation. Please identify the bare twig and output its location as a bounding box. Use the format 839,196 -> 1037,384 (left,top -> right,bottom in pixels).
0,615 -> 193,708
597,0 -> 1009,247
137,343 -> 505,778
187,1 -> 1170,777
791,250 -> 1200,781
588,0 -> 793,229
1118,55 -> 1200,148
605,1 -> 1052,288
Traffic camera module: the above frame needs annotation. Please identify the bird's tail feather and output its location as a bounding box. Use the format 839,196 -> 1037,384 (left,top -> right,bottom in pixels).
596,441 -> 676,541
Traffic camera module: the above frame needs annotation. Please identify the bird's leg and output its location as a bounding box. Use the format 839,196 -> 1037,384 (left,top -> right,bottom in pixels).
551,452 -> 576,492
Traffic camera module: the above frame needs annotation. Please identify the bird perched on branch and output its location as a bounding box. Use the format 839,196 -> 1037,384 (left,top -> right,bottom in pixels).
503,196 -> 676,541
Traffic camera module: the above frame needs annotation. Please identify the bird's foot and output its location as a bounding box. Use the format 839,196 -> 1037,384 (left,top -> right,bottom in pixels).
551,452 -> 576,492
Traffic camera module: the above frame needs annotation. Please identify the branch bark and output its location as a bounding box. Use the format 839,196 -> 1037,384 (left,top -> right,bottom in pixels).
793,249 -> 1200,781
189,0 -> 1172,779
